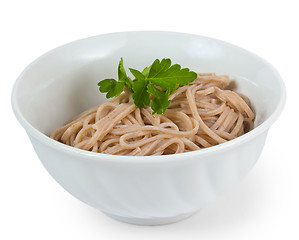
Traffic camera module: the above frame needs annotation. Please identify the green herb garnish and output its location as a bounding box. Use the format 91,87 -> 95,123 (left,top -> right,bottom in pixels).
97,58 -> 197,114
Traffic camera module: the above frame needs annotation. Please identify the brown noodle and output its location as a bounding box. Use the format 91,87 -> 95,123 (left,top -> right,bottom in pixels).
51,73 -> 255,156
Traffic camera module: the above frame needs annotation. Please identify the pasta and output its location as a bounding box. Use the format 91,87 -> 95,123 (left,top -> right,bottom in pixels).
51,73 -> 255,156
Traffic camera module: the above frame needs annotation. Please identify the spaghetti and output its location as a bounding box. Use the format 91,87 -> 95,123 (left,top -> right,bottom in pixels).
51,73 -> 255,156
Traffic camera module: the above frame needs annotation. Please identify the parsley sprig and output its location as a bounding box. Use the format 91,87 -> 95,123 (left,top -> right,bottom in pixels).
97,58 -> 197,114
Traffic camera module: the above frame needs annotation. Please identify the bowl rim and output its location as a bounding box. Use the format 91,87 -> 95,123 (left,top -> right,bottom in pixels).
11,30 -> 286,164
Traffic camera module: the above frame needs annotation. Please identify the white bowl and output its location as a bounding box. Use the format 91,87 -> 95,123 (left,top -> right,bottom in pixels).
11,31 -> 286,225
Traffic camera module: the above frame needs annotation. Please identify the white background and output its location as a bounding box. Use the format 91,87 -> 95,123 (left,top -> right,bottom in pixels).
1,0 -> 298,239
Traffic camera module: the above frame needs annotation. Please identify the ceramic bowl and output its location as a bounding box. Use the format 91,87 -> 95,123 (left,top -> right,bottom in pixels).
11,31 -> 286,225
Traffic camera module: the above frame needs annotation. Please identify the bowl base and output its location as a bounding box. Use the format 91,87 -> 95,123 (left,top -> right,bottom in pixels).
103,210 -> 198,226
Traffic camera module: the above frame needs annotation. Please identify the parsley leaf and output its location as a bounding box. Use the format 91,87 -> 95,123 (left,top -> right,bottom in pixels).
97,58 -> 132,98
97,58 -> 197,114
141,66 -> 151,77
148,59 -> 197,90
129,68 -> 146,81
130,69 -> 150,108
147,84 -> 171,114
97,79 -> 124,98
118,58 -> 133,91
